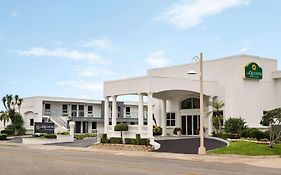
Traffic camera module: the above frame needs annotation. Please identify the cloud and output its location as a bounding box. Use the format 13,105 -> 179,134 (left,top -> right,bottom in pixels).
76,68 -> 115,78
18,47 -> 101,62
146,50 -> 169,68
57,81 -> 103,91
10,10 -> 19,17
83,39 -> 112,49
240,47 -> 250,53
157,0 -> 250,29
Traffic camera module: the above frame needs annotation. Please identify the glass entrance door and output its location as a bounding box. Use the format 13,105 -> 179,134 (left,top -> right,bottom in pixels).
181,115 -> 200,135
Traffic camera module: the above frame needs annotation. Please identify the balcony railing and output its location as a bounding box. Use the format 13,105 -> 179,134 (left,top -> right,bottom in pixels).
43,109 -> 148,119
43,109 -> 102,118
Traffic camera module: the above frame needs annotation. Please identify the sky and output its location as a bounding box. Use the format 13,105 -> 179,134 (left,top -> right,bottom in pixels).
1,0 -> 281,109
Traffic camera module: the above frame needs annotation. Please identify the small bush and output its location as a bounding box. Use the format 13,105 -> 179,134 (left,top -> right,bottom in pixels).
153,126 -> 162,136
136,134 -> 141,145
139,138 -> 149,145
101,134 -> 107,143
0,134 -> 7,140
240,128 -> 258,138
248,129 -> 265,141
216,132 -> 228,140
173,128 -> 182,135
1,129 -> 14,136
224,117 -> 247,135
57,131 -> 70,135
110,137 -> 122,144
227,133 -> 240,139
43,134 -> 57,139
263,130 -> 270,140
125,138 -> 136,144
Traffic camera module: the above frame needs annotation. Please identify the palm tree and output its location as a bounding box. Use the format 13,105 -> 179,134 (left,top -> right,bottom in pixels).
209,99 -> 225,133
0,112 -> 10,126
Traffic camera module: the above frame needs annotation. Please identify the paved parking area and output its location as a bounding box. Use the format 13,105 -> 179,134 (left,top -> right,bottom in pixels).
47,137 -> 97,147
155,137 -> 227,154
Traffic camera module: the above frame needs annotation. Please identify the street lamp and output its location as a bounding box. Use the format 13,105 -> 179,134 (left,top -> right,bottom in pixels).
188,51 -> 206,155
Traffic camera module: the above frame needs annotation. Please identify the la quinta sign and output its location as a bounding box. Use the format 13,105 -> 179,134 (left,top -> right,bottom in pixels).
244,62 -> 262,80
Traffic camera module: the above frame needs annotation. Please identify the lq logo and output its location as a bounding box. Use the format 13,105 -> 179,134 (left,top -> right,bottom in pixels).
243,62 -> 263,80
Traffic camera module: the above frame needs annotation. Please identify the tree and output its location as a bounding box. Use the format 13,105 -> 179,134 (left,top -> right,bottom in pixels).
114,123 -> 128,143
1,94 -> 25,135
209,99 -> 224,133
0,112 -> 10,126
260,108 -> 281,148
224,117 -> 247,136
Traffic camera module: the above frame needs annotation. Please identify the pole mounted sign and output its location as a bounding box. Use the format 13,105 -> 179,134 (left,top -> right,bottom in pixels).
244,62 -> 263,80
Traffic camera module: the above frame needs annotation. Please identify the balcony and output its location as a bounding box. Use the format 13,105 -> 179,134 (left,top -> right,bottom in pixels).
43,109 -> 102,118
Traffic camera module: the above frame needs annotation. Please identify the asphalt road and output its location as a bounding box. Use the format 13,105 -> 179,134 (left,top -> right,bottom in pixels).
0,144 -> 280,175
156,137 -> 227,154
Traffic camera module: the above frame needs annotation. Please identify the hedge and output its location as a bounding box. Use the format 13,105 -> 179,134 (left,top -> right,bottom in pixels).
43,134 -> 57,139
125,138 -> 136,144
110,137 -> 122,144
0,134 -> 7,140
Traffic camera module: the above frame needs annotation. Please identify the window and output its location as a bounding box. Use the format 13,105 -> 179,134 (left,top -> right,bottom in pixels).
88,106 -> 93,117
30,119 -> 34,126
125,107 -> 130,117
79,105 -> 84,117
118,106 -> 121,118
45,104 -> 51,109
44,103 -> 51,115
181,98 -> 200,109
62,104 -> 68,116
130,122 -> 135,125
166,113 -> 176,126
71,105 -> 77,117
92,122 -> 97,129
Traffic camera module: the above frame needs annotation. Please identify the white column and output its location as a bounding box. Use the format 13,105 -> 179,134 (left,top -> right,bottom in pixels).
138,93 -> 144,134
80,121 -> 83,133
147,93 -> 153,139
161,99 -> 167,136
76,105 -> 79,117
208,96 -> 213,136
88,121 -> 92,133
104,97 -> 109,134
112,95 -> 118,127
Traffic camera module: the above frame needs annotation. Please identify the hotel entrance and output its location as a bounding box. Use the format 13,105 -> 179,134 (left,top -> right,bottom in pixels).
181,115 -> 200,135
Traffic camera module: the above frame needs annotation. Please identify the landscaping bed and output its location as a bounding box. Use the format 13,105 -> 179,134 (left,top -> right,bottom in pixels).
209,141 -> 281,156
92,143 -> 153,152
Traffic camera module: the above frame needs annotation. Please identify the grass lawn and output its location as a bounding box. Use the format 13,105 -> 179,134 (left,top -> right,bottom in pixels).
209,141 -> 281,156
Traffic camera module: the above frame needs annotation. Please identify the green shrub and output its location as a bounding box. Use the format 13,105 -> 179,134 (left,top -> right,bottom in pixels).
136,134 -> 141,145
173,128 -> 182,135
57,131 -> 70,135
43,134 -> 57,139
110,137 -> 122,144
0,134 -> 7,140
248,129 -> 265,141
101,134 -> 107,143
1,129 -> 13,136
224,117 -> 247,135
139,138 -> 149,145
227,133 -> 240,139
153,126 -> 162,136
216,132 -> 228,140
125,138 -> 136,144
240,128 -> 258,138
114,123 -> 129,143
263,130 -> 270,140
74,134 -> 85,140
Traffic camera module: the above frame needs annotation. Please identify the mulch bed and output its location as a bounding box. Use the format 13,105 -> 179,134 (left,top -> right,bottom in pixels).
92,143 -> 153,152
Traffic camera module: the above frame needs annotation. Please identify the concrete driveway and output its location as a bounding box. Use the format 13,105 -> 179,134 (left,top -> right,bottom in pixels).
155,137 -> 227,154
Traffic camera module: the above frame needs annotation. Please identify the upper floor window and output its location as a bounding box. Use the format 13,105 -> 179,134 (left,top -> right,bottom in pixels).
45,103 -> 51,110
181,98 -> 200,109
125,107 -> 130,117
62,104 -> 68,116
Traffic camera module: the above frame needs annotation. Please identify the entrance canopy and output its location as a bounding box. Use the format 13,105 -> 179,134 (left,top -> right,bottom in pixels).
104,76 -> 218,97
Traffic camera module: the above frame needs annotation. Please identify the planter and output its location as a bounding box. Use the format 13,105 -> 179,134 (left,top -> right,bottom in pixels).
177,131 -> 181,136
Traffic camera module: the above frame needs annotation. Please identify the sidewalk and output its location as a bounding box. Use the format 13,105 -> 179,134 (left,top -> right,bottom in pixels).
1,142 -> 280,169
